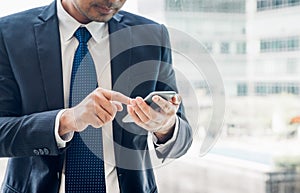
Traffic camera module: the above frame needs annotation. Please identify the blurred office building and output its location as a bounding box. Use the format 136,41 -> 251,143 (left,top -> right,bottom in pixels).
165,0 -> 247,97
134,1 -> 300,193
136,0 -> 300,97
247,0 -> 300,97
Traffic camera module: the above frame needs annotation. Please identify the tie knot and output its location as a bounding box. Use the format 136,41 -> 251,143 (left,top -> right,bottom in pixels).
74,27 -> 92,44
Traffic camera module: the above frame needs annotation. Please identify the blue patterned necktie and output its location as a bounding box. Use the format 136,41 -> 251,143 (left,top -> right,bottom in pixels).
65,27 -> 106,193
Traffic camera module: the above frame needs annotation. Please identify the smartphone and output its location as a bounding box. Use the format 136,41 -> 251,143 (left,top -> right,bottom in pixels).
122,91 -> 177,123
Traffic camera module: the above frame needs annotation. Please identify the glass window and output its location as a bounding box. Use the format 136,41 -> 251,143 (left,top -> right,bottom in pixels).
220,42 -> 230,54
260,37 -> 300,52
287,37 -> 299,51
237,42 -> 247,54
165,0 -> 183,11
237,83 -> 248,96
258,0 -> 300,11
255,83 -> 267,95
165,0 -> 245,13
203,42 -> 213,52
257,0 -> 269,10
272,0 -> 283,7
288,0 -> 300,6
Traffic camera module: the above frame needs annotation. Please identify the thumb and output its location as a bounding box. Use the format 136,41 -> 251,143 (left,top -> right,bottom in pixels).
172,94 -> 182,105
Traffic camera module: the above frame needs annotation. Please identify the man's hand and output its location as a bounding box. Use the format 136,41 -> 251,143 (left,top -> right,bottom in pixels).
59,88 -> 131,136
127,94 -> 181,141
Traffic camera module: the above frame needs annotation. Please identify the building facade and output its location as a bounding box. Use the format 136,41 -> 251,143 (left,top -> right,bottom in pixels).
136,0 -> 300,97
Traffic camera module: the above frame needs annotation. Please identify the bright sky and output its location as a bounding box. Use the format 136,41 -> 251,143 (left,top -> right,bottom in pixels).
0,0 -> 138,17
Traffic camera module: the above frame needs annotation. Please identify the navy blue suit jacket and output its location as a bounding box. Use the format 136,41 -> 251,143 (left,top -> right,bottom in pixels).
0,1 -> 192,193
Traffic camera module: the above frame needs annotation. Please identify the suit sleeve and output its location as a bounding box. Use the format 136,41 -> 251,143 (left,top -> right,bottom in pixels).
0,24 -> 63,158
154,24 -> 193,159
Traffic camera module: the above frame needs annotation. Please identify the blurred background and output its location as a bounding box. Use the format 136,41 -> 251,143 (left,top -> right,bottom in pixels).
1,0 -> 300,192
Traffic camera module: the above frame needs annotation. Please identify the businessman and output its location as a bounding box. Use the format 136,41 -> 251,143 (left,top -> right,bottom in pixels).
0,0 -> 192,192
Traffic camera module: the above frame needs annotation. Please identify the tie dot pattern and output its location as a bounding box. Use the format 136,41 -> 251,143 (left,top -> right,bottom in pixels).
65,27 -> 106,193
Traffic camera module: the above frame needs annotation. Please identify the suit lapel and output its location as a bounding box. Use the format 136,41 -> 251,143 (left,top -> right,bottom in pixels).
108,13 -> 132,89
33,2 -> 64,110
108,14 -> 133,164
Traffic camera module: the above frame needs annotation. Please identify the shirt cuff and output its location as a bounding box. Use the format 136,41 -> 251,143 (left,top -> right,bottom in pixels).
55,109 -> 74,148
152,116 -> 179,151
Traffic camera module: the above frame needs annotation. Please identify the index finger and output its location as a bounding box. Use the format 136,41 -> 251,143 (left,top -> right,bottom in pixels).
101,89 -> 131,105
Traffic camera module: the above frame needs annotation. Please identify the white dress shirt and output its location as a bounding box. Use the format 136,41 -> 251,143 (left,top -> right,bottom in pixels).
54,0 -> 179,192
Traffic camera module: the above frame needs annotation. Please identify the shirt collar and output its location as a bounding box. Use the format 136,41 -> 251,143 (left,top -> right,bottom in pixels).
56,0 -> 106,44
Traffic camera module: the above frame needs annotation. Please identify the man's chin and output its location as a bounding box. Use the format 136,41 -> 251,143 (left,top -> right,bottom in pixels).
88,12 -> 116,22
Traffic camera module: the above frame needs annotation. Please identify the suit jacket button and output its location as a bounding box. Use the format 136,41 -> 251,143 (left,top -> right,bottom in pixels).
43,148 -> 50,155
38,149 -> 45,155
33,149 -> 40,155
